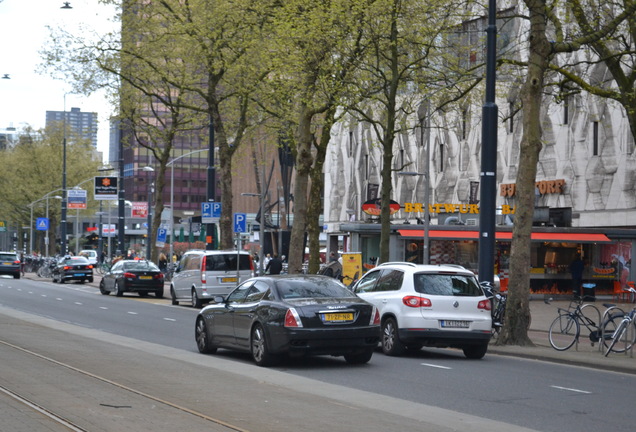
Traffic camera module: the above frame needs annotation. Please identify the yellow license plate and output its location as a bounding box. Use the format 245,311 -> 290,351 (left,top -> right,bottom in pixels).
221,277 -> 238,283
323,313 -> 354,322
139,276 -> 152,280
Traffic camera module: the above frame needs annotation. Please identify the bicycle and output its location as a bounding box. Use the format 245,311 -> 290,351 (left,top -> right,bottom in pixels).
548,300 -> 618,351
491,291 -> 507,337
95,260 -> 112,275
603,307 -> 636,356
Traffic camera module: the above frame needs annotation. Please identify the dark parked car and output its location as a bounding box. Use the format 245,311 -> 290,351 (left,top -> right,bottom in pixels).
195,274 -> 381,366
52,256 -> 94,284
0,251 -> 21,279
99,260 -> 164,298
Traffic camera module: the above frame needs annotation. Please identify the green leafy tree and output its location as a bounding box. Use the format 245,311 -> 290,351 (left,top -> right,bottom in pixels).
499,0 -> 636,345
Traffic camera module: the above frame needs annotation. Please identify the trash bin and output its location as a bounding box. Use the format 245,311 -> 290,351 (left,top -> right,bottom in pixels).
582,283 -> 596,301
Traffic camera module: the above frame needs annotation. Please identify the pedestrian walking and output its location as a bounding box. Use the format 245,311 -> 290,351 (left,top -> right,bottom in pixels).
266,254 -> 283,275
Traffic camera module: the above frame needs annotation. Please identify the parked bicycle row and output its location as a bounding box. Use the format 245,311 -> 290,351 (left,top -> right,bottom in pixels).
547,299 -> 635,356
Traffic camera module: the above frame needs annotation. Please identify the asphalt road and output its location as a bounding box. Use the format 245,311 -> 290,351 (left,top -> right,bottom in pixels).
1,275 -> 635,432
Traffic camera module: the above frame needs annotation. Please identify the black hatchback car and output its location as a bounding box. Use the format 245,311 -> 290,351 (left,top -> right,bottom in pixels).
195,274 -> 381,366
99,260 -> 164,298
52,256 -> 94,284
0,251 -> 21,279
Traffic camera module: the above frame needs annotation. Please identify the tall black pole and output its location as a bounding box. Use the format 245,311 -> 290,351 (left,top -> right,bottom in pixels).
206,115 -> 216,250
478,0 -> 498,284
61,133 -> 67,256
117,125 -> 126,256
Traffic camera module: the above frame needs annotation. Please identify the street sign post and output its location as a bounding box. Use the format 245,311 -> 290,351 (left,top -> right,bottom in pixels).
36,218 -> 49,231
156,227 -> 167,248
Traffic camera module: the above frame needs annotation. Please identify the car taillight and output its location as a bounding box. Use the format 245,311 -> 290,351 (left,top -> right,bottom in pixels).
402,296 -> 432,308
478,299 -> 492,311
201,256 -> 207,284
87,265 -> 93,269
13,260 -> 20,264
123,272 -> 136,278
155,273 -> 164,280
284,308 -> 303,328
249,256 -> 255,275
63,266 -> 71,271
370,306 -> 380,325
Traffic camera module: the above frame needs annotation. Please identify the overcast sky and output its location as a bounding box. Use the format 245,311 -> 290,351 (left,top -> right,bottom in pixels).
0,0 -> 117,159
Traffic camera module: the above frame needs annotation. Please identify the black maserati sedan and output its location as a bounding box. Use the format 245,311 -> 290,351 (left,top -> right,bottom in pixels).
195,274 -> 380,366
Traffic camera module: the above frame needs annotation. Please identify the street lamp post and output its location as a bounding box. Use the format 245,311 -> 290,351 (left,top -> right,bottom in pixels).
142,166 -> 155,260
167,149 -> 208,262
61,95 -> 68,255
241,192 -> 265,275
29,190 -> 63,256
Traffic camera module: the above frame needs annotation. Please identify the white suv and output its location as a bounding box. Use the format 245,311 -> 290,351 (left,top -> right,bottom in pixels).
352,262 -> 492,359
170,250 -> 254,308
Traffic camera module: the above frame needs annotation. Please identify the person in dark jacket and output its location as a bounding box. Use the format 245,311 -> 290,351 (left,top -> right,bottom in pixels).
266,254 -> 283,275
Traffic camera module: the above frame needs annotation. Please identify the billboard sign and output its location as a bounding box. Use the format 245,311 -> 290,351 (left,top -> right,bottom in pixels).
94,176 -> 118,200
68,189 -> 87,209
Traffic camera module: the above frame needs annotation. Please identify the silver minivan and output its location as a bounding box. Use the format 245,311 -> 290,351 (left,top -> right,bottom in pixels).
170,250 -> 254,308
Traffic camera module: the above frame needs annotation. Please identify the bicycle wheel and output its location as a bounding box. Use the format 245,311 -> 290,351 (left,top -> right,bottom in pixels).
549,313 -> 579,351
603,315 -> 636,354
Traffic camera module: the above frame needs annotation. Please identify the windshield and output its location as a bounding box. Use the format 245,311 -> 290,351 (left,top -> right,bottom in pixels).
413,273 -> 483,296
276,278 -> 355,300
123,261 -> 160,271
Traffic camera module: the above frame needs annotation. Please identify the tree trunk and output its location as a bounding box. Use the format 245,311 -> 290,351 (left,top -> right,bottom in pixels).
498,0 -> 552,345
288,106 -> 314,274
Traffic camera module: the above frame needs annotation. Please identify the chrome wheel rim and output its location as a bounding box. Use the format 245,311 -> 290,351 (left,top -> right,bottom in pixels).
252,326 -> 265,362
383,321 -> 396,351
196,320 -> 207,351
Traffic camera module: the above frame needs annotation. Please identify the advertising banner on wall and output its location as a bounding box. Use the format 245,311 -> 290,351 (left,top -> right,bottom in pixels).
132,202 -> 148,218
68,189 -> 87,209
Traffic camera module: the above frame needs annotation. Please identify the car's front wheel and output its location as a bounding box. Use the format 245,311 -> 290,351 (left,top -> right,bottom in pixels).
170,287 -> 179,305
251,323 -> 279,367
99,280 -> 110,295
382,318 -> 405,356
462,343 -> 488,359
344,349 -> 374,364
195,318 -> 217,354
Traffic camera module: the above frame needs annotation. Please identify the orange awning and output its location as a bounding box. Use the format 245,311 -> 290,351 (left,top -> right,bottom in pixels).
397,230 -> 611,243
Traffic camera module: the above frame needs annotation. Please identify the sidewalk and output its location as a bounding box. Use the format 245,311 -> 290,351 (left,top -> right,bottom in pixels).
488,296 -> 636,374
24,272 -> 636,374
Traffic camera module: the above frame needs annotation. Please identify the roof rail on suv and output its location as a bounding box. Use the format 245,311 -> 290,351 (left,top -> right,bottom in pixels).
377,262 -> 418,268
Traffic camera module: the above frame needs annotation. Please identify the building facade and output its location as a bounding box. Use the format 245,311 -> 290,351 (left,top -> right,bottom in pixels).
45,107 -> 98,149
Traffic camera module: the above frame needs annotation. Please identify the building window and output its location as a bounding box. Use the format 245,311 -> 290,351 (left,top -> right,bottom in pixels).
563,95 -> 569,125
461,108 -> 468,140
592,121 -> 599,156
509,102 -> 514,133
439,143 -> 444,172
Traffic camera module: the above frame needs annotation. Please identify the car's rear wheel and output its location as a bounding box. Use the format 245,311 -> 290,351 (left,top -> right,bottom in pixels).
115,281 -> 124,297
195,318 -> 217,354
138,291 -> 148,297
170,287 -> 179,305
88,277 -> 93,283
251,323 -> 279,367
462,343 -> 488,359
155,288 -> 164,298
192,289 -> 203,308
14,272 -> 20,279
344,349 -> 374,364
382,318 -> 405,356
99,280 -> 110,295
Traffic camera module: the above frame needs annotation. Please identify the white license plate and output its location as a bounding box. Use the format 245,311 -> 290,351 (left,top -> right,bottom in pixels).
440,320 -> 469,328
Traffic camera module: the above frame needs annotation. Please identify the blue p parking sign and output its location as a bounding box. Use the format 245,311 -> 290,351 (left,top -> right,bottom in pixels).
233,213 -> 246,233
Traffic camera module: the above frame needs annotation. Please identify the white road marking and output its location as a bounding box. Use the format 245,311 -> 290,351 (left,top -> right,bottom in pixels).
74,302 -> 83,305
99,307 -> 108,310
163,318 -> 176,322
127,311 -> 138,315
550,385 -> 592,394
421,363 -> 452,370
